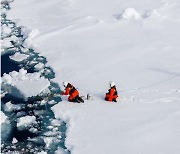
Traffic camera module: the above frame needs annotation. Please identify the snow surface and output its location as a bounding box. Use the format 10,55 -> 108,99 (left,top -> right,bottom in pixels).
1,25 -> 12,35
52,98 -> 180,154
1,69 -> 50,98
8,0 -> 180,92
7,0 -> 180,153
121,8 -> 142,20
1,39 -> 13,50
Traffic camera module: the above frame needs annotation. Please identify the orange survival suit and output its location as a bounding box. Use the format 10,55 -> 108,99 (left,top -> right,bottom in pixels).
105,86 -> 118,102
62,83 -> 83,102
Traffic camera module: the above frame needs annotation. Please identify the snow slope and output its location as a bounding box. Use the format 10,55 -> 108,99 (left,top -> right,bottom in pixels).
7,0 -> 180,153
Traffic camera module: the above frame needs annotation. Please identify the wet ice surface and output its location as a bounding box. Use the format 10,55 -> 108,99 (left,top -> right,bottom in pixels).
1,1 -> 70,153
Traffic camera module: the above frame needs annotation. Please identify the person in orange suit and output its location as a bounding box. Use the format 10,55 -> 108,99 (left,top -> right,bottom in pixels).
61,82 -> 84,103
105,81 -> 118,102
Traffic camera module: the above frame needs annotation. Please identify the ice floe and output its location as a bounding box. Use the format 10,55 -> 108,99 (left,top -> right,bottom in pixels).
10,52 -> 29,62
17,115 -> 37,130
1,69 -> 50,98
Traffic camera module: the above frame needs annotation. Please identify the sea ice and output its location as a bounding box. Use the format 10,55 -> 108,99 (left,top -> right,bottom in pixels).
1,111 -> 12,142
1,69 -> 50,98
10,52 -> 29,62
17,115 -> 37,130
4,101 -> 23,112
0,111 -> 8,125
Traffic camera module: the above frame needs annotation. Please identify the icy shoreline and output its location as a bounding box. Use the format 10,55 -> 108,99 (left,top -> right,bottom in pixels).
1,1 -> 70,153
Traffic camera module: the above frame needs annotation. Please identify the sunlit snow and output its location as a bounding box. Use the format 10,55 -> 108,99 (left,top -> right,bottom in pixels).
2,0 -> 180,153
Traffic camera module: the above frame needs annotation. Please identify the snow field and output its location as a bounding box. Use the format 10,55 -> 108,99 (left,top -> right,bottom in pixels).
52,98 -> 180,154
8,0 -> 180,92
5,0 -> 180,153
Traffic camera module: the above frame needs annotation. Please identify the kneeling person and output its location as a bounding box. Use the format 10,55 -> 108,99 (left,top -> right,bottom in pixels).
105,81 -> 118,102
61,82 -> 84,103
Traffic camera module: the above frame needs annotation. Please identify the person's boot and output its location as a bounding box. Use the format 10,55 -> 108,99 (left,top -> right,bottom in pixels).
77,96 -> 84,103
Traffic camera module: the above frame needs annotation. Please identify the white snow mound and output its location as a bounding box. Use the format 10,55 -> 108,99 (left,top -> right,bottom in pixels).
121,8 -> 141,20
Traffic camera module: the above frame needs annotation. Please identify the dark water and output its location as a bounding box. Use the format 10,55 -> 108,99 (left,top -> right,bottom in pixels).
1,56 -> 66,153
1,94 -> 40,142
1,53 -> 21,76
1,51 -> 39,77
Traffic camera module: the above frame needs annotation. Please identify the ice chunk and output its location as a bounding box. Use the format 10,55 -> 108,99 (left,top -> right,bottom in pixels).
1,73 -> 12,84
43,131 -> 59,137
19,68 -> 27,76
55,147 -> 67,154
34,62 -> 45,71
33,110 -> 47,116
2,25 -> 12,35
1,34 -> 22,51
1,39 -> 13,49
48,100 -> 56,105
0,111 -> 8,124
10,52 -> 29,62
16,111 -> 27,118
29,127 -> 39,133
10,35 -> 20,43
47,126 -> 54,129
4,101 -> 14,112
43,137 -> 59,148
37,151 -> 47,154
12,138 -> 18,144
4,101 -> 24,113
2,69 -> 50,98
50,119 -> 61,126
17,115 -> 37,130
